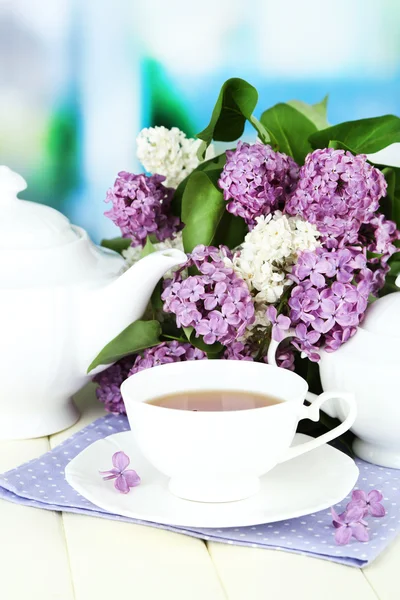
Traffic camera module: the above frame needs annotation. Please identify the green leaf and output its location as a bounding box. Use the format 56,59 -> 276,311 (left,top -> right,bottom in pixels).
171,152 -> 227,216
183,326 -> 194,340
181,171 -> 225,253
197,342 -> 224,356
100,237 -> 131,254
375,166 -> 400,229
196,78 -> 265,159
389,251 -> 400,263
381,167 -> 395,220
388,252 -> 400,278
212,210 -> 248,249
309,115 -> 400,154
181,325 -> 224,357
190,335 -> 224,356
287,95 -> 329,130
140,236 -> 156,258
161,335 -> 185,342
201,152 -> 228,172
367,251 -> 384,260
149,281 -> 163,318
248,115 -> 270,144
380,275 -> 400,296
160,319 -> 187,341
327,140 -> 354,153
260,103 -> 317,164
391,169 -> 400,229
87,320 -> 161,372
389,260 -> 400,277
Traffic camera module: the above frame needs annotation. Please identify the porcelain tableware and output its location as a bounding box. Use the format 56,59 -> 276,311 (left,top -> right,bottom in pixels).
0,166 -> 186,439
65,430 -> 359,528
268,280 -> 400,468
121,360 -> 356,502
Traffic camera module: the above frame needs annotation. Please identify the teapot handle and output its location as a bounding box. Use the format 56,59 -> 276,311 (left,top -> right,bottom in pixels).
267,330 -> 338,416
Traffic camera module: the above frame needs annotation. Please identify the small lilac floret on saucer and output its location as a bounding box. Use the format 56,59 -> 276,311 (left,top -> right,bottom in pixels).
100,451 -> 141,494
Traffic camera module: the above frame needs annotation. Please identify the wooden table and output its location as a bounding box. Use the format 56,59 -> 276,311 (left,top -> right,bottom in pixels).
0,384 -> 398,600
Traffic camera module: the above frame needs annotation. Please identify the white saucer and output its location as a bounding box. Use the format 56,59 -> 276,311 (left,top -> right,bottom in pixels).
65,432 -> 359,528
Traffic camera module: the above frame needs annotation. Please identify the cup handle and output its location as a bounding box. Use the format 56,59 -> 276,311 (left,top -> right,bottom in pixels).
267,328 -> 341,417
278,390 -> 357,463
267,328 -> 296,368
267,330 -> 357,462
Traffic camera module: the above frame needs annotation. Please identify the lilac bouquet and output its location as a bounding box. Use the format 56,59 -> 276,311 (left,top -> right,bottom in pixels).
91,79 -> 400,414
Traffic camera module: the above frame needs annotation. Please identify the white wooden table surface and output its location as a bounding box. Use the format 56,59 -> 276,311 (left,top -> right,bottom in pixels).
0,385 -> 398,600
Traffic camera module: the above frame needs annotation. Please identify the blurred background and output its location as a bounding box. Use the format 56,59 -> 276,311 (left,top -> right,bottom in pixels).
1,0 -> 400,242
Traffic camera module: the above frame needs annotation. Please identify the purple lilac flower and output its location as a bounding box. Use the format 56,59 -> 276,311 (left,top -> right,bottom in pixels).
105,171 -> 181,247
276,348 -> 295,371
266,305 -> 291,342
292,323 -> 321,362
223,341 -> 254,361
93,358 -> 135,414
331,506 -> 369,545
94,342 -> 205,414
367,214 -> 399,257
359,214 -> 399,294
288,247 -> 373,360
218,141 -> 299,227
129,341 -> 207,375
162,245 -> 255,346
223,339 -> 295,369
285,148 -> 387,248
100,451 -> 141,494
370,263 -> 390,295
263,346 -> 296,370
347,489 -> 386,518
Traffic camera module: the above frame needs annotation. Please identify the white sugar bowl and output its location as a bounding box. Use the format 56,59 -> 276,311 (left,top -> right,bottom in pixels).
319,278 -> 400,468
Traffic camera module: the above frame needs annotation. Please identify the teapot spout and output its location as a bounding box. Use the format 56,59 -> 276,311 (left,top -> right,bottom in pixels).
100,248 -> 186,317
82,249 -> 186,373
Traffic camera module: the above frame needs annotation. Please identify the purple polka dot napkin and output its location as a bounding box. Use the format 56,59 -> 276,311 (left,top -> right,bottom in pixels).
0,415 -> 399,568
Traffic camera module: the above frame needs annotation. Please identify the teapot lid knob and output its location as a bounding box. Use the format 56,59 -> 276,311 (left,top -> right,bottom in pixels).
0,166 -> 27,202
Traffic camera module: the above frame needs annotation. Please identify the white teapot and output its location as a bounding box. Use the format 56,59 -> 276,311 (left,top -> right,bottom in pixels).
0,167 -> 186,440
269,279 -> 400,468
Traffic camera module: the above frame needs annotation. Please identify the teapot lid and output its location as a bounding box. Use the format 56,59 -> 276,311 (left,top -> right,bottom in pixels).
0,166 -> 125,288
0,166 -> 79,249
361,277 -> 400,338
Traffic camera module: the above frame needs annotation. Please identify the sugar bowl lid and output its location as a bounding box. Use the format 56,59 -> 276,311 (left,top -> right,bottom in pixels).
0,165 -> 79,249
361,276 -> 400,338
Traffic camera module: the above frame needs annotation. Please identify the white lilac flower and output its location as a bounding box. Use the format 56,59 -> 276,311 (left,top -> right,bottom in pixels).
122,245 -> 142,268
226,211 -> 321,305
242,305 -> 271,339
136,126 -> 204,188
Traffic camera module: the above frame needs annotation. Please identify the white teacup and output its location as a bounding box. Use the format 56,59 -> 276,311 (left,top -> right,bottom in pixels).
121,360 -> 356,503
